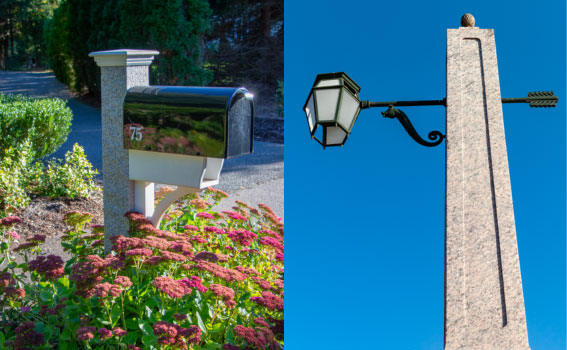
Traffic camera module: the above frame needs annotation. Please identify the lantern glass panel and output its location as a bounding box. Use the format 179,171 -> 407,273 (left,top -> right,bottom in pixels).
337,89 -> 360,131
304,93 -> 316,133
326,126 -> 347,145
314,88 -> 340,122
315,79 -> 341,88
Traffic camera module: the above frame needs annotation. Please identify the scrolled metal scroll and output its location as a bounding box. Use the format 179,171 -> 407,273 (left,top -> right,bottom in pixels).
381,107 -> 445,147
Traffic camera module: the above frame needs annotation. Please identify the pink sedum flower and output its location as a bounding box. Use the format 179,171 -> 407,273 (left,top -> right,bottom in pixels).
114,276 -> 132,288
28,255 -> 65,280
98,328 -> 112,339
250,291 -> 284,311
184,224 -> 199,231
125,248 -> 153,257
226,229 -> 257,246
112,327 -> 127,337
196,212 -> 214,220
76,326 -> 96,341
153,276 -> 192,298
179,276 -> 207,293
0,216 -> 22,227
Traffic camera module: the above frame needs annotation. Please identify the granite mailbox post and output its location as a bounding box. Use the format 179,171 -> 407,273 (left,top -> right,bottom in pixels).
89,49 -> 254,250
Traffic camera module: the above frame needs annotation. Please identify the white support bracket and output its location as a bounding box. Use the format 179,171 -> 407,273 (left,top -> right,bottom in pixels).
150,186 -> 201,227
128,150 -> 224,228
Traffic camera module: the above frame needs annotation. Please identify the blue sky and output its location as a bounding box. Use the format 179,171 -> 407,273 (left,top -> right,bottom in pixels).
285,1 -> 565,349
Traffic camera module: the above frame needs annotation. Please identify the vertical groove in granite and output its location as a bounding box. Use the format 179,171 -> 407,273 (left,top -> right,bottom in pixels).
100,65 -> 150,251
445,27 -> 530,350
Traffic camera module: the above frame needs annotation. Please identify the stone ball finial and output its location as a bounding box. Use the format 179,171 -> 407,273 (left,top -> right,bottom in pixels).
461,13 -> 475,27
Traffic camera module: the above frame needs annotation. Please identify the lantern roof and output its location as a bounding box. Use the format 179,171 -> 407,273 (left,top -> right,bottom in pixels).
312,72 -> 361,95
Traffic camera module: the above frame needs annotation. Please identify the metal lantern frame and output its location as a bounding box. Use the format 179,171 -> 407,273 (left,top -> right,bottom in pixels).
303,72 -> 362,148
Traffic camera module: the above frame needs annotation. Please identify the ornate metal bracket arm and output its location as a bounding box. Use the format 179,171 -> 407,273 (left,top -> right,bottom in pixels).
501,91 -> 558,107
381,107 -> 445,147
361,99 -> 445,109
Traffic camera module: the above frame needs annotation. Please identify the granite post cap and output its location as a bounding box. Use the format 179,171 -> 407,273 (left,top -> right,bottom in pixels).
89,49 -> 159,67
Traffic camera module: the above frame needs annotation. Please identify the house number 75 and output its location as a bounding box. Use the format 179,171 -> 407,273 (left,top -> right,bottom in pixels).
130,126 -> 143,141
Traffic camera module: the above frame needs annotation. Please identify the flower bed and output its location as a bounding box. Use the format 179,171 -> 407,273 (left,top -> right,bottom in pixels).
0,188 -> 284,349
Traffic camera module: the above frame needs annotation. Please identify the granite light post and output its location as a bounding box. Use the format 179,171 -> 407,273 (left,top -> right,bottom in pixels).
303,14 -> 557,349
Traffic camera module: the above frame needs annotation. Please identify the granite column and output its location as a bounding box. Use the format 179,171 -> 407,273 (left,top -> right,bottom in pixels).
89,49 -> 159,250
444,22 -> 530,349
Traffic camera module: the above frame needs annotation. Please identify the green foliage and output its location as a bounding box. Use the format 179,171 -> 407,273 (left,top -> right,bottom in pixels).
275,80 -> 283,118
0,142 -> 98,216
0,94 -> 72,160
34,143 -> 99,199
0,0 -> 59,69
44,0 -> 213,95
0,192 -> 284,349
206,1 -> 283,93
44,1 -> 74,86
142,0 -> 213,86
0,140 -> 35,213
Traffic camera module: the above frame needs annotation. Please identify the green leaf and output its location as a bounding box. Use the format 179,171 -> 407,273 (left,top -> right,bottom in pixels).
239,291 -> 251,302
142,334 -> 157,346
193,297 -> 202,311
126,319 -> 138,331
139,287 -> 149,297
60,326 -> 72,341
206,303 -> 214,318
145,305 -> 153,319
96,317 -> 111,325
0,332 -> 5,348
57,276 -> 70,288
195,311 -> 207,334
145,296 -> 159,308
163,309 -> 175,322
126,305 -> 138,314
139,320 -> 153,336
58,340 -> 77,350
226,328 -> 234,344
111,304 -> 123,326
123,330 -> 141,344
39,290 -> 52,302
210,322 -> 223,333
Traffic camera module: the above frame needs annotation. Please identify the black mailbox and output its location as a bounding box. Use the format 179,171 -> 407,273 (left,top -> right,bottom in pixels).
123,86 -> 254,159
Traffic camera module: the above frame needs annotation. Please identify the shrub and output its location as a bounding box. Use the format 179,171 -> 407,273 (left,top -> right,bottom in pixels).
0,94 -> 73,159
0,141 -> 36,213
0,143 -> 98,216
34,143 -> 99,199
44,0 -> 213,96
0,189 -> 284,349
44,1 -> 75,87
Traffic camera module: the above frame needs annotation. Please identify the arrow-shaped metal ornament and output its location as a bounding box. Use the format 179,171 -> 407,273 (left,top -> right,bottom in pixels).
502,91 -> 558,107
